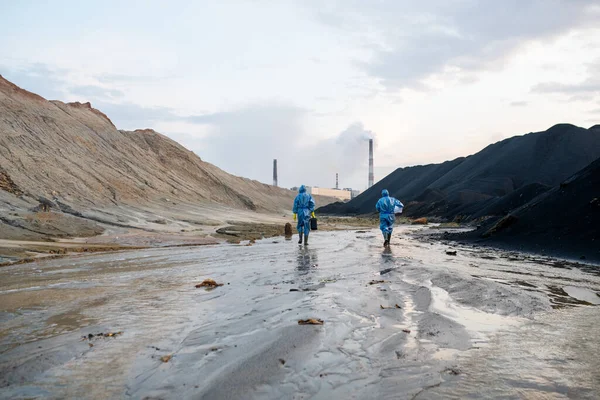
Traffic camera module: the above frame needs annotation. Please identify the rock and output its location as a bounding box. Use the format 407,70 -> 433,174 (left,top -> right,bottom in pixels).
160,355 -> 172,363
284,222 -> 293,237
195,279 -> 224,289
446,250 -> 457,256
298,319 -> 324,325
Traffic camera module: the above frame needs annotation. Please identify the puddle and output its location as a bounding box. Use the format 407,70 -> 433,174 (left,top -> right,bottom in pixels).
546,285 -> 596,308
426,281 -> 523,334
563,286 -> 600,305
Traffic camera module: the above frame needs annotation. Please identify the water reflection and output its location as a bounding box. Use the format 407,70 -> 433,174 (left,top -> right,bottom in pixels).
296,247 -> 319,276
381,246 -> 394,262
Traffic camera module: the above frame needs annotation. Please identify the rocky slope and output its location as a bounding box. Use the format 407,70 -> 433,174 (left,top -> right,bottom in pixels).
319,124 -> 600,220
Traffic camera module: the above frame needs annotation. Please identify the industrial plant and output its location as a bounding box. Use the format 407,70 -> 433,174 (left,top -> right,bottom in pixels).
274,138 -> 374,201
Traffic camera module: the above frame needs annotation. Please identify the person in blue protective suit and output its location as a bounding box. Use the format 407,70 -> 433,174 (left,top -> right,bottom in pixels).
293,185 -> 316,245
376,189 -> 404,247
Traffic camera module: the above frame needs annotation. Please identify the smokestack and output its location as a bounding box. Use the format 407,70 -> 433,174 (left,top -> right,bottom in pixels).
273,159 -> 278,187
368,139 -> 374,188
336,173 -> 339,190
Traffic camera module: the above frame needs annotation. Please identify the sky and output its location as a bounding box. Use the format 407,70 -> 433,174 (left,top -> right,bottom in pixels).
1,0 -> 600,190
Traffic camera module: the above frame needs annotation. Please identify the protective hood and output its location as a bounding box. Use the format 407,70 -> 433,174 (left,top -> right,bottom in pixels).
382,189 -> 389,197
299,185 -> 307,193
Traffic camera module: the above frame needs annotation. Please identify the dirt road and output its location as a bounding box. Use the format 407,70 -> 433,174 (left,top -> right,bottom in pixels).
1,226 -> 599,399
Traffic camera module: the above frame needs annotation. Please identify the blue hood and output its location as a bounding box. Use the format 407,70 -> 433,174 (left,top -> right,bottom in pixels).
299,185 -> 307,193
382,189 -> 389,197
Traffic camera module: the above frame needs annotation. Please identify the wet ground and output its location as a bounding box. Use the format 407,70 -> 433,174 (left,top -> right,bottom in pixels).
0,226 -> 599,399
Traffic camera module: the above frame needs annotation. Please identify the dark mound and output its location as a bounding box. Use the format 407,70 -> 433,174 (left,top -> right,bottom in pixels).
458,157 -> 600,262
470,183 -> 551,220
319,124 -> 600,221
319,158 -> 465,215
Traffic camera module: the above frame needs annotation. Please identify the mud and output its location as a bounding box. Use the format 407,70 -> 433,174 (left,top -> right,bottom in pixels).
0,226 -> 599,399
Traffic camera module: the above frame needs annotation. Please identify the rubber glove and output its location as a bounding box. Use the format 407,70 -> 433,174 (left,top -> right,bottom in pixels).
311,212 -> 316,218
293,213 -> 297,221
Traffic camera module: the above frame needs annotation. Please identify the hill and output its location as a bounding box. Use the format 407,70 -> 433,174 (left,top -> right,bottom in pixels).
319,124 -> 600,220
459,156 -> 600,262
0,75 -> 332,244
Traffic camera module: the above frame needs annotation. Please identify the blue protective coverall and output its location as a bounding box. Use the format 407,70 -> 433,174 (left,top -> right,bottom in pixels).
376,189 -> 404,238
293,185 -> 316,236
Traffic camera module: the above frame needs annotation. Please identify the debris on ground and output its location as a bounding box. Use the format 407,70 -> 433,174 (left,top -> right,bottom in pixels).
380,304 -> 401,309
81,331 -> 123,340
446,250 -> 457,256
289,288 -> 317,292
298,319 -> 324,325
161,355 -> 172,363
443,367 -> 461,375
411,218 -> 428,225
368,280 -> 387,285
279,359 -> 286,365
402,329 -> 411,333
195,279 -> 224,289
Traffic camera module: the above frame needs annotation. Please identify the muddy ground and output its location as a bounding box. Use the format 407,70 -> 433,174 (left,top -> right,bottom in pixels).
0,225 -> 599,399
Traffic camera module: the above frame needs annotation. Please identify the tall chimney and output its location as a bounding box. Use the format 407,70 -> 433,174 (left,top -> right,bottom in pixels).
336,173 -> 339,190
273,159 -> 278,187
368,139 -> 374,188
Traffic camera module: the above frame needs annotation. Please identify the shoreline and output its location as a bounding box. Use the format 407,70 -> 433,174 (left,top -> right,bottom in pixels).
427,226 -> 600,266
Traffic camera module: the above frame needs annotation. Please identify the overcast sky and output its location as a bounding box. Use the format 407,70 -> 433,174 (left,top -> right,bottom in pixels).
1,0 -> 600,190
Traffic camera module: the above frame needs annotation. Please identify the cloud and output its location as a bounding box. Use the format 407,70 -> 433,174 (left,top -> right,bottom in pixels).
70,85 -> 124,99
568,94 -> 596,102
92,101 -> 187,130
314,0 -> 600,90
531,80 -> 600,94
0,63 -> 68,100
531,58 -> 600,98
2,63 -> 124,101
303,122 -> 375,188
97,73 -> 173,84
510,101 -> 528,107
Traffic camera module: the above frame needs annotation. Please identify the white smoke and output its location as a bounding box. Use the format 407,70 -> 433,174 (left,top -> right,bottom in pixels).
301,122 -> 377,189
